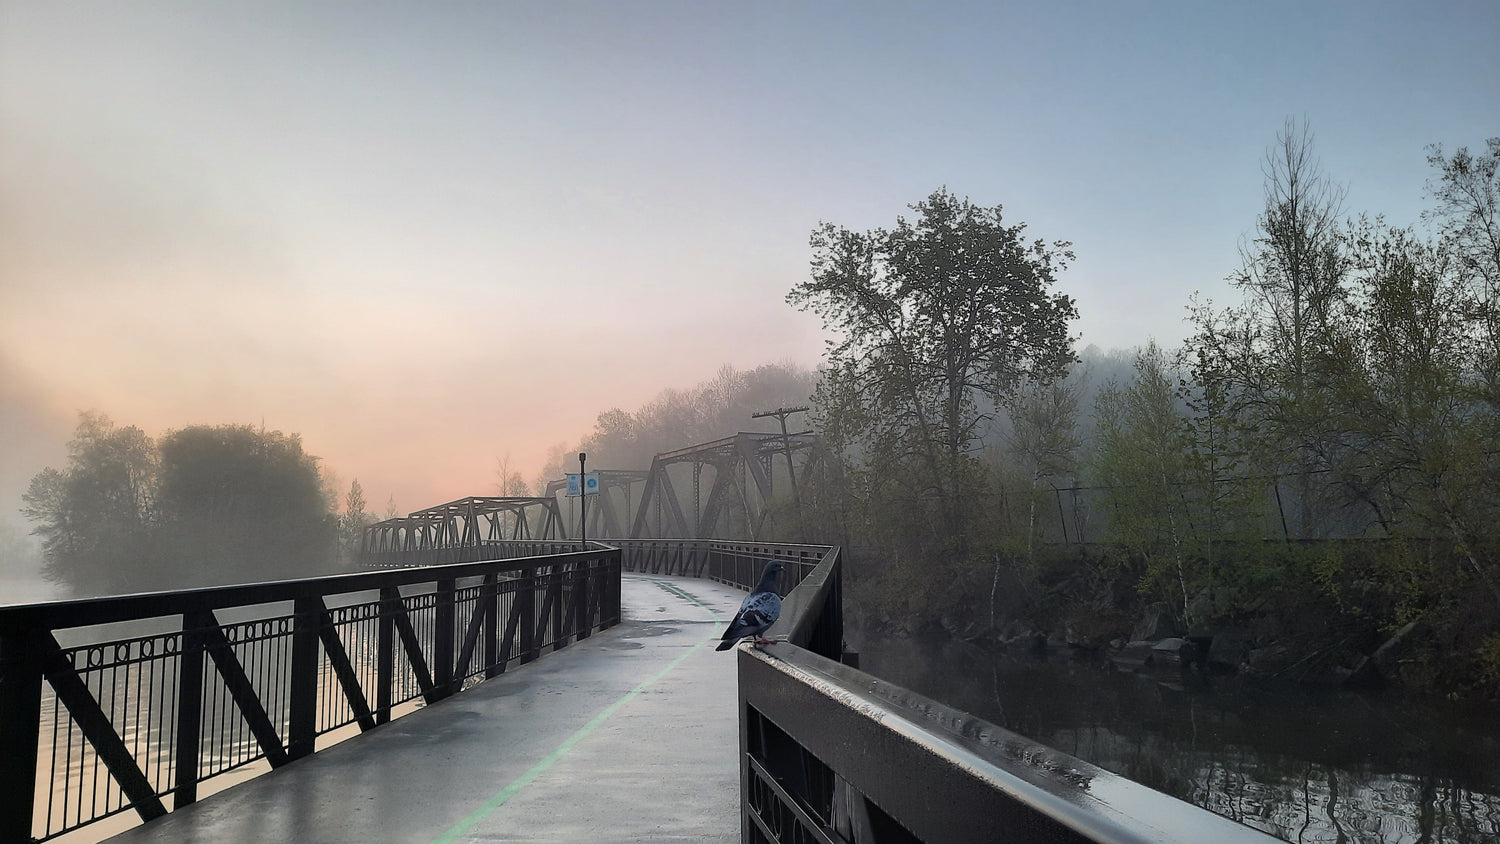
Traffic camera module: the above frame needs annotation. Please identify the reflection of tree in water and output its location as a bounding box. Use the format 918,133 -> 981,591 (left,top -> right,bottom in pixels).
856,631 -> 1500,843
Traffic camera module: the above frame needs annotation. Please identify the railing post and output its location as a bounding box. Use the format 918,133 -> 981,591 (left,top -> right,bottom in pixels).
376,592 -> 394,725
288,597 -> 320,760
482,574 -> 498,676
173,619 -> 205,807
573,560 -> 590,640
434,579 -> 456,694
518,570 -> 537,664
0,628 -> 42,843
608,553 -> 622,627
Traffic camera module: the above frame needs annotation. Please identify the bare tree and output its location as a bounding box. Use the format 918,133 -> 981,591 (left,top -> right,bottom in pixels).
494,452 -> 531,496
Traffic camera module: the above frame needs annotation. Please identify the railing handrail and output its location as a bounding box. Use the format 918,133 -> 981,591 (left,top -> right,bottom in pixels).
0,546 -> 597,632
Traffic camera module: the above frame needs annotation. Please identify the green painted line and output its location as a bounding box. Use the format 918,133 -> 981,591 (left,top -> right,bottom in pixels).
431,578 -> 721,844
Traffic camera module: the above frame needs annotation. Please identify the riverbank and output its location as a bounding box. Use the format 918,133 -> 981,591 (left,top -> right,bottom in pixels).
852,626 -> 1500,844
844,541 -> 1500,700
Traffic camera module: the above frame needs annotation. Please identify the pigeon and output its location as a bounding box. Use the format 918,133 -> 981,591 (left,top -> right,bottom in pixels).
716,561 -> 784,650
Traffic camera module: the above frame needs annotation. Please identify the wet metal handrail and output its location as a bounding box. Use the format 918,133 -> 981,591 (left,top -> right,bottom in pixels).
0,546 -> 621,843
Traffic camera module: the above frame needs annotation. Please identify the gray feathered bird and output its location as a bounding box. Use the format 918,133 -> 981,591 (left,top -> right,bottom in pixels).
716,561 -> 784,650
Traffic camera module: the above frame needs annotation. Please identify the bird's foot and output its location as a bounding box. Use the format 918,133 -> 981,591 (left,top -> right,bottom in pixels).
753,636 -> 777,646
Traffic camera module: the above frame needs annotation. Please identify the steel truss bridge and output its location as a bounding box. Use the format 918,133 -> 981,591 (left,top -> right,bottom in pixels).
362,432 -> 832,561
360,497 -> 567,567
629,431 -> 830,540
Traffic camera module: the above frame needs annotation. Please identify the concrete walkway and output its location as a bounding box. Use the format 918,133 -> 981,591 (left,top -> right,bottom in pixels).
108,574 -> 745,843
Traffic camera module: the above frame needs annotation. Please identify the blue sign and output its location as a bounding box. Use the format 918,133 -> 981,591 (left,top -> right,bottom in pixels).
566,473 -> 600,497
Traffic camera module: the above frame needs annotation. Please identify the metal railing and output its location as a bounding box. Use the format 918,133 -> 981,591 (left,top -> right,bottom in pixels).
0,547 -> 620,843
360,539 -> 586,568
613,539 -> 825,591
734,548 -> 1276,843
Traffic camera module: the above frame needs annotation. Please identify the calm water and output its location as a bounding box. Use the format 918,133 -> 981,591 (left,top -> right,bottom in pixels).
854,630 -> 1500,843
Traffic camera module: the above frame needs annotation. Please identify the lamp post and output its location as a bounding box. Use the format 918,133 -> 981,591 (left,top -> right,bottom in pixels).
578,452 -> 587,546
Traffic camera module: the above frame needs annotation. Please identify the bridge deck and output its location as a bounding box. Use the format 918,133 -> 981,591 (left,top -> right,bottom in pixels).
108,574 -> 744,843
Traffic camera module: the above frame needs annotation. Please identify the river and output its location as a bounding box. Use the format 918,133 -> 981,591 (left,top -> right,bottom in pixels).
852,628 -> 1500,843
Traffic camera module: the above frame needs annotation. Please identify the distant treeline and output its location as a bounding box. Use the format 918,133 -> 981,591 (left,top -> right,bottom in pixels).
21,413 -> 374,595
774,123 -> 1500,697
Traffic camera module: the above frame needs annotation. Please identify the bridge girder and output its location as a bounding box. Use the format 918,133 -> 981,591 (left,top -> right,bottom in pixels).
360,496 -> 563,559
629,432 -> 827,541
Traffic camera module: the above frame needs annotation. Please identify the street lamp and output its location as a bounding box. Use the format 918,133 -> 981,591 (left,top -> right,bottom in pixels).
578,452 -> 587,545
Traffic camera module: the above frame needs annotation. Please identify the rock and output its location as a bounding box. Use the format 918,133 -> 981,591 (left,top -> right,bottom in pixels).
1007,632 -> 1047,654
1132,602 -> 1179,641
1207,628 -> 1251,673
1246,644 -> 1290,675
1109,640 -> 1157,672
1064,611 -> 1116,651
1149,637 -> 1199,671
940,613 -> 984,641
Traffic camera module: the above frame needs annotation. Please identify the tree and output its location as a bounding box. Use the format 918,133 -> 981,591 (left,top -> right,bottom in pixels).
339,478 -> 372,566
155,424 -> 336,584
1425,139 -> 1500,411
790,188 -> 1077,552
1006,374 -> 1083,564
22,412 -> 157,593
1092,343 -> 1197,608
1425,138 -> 1500,302
493,452 -> 531,496
1185,119 -> 1350,538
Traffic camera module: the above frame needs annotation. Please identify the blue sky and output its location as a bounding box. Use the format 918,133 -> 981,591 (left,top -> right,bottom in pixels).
1,0 -> 1495,519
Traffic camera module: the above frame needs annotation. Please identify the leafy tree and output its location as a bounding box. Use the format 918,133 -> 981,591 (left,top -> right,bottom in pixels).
339,478 -> 372,566
155,424 -> 336,584
1185,119 -> 1350,538
1334,221 -> 1500,596
23,416 -> 338,593
1425,138 -> 1500,302
1425,139 -> 1500,412
1006,375 -> 1083,564
790,188 -> 1077,551
22,412 -> 156,593
1092,343 -> 1197,607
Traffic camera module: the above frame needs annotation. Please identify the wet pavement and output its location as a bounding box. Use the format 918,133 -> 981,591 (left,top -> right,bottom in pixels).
107,574 -> 745,843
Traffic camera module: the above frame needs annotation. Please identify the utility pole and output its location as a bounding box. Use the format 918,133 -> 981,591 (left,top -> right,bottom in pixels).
751,406 -> 809,540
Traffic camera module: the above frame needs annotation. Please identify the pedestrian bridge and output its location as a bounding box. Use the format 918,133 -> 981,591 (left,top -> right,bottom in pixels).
0,541 -> 1275,843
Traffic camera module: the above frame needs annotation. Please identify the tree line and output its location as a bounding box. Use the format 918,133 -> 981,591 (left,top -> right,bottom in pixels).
21,413 -> 376,594
791,123 -> 1500,696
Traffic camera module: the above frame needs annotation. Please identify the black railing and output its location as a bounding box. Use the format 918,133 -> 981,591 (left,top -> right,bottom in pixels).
736,548 -> 1276,843
614,539 -> 825,592
360,539 -> 586,568
0,547 -> 620,843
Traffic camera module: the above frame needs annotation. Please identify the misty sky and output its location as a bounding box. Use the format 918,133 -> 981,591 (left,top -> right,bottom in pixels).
1,1 -> 1495,533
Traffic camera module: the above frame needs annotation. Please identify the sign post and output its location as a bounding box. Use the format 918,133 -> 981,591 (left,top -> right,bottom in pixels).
578,452 -> 587,545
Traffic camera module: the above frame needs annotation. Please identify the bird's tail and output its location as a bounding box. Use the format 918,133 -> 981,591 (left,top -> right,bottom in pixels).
715,639 -> 737,651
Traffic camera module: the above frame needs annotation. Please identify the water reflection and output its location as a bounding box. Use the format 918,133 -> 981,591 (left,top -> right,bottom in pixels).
854,631 -> 1500,843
